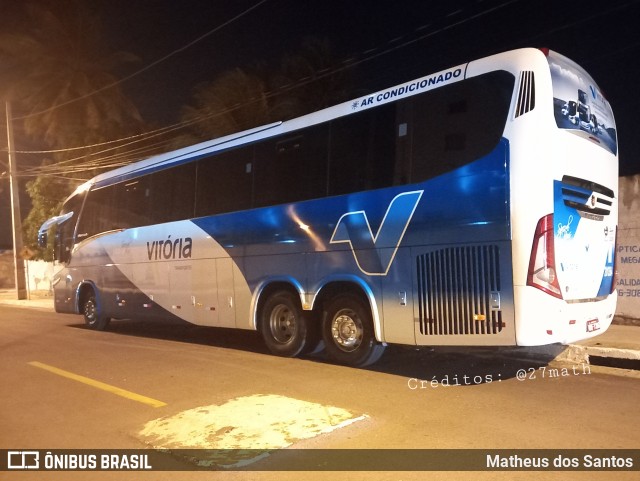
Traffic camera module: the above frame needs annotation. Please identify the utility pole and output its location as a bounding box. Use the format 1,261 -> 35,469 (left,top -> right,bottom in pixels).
5,101 -> 27,300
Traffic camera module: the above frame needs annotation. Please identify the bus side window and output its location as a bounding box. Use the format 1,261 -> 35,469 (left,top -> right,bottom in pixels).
408,71 -> 514,183
77,184 -> 119,238
196,146 -> 254,217
118,178 -> 151,229
78,178 -> 153,238
328,102 -> 396,196
254,123 -> 329,207
149,163 -> 197,224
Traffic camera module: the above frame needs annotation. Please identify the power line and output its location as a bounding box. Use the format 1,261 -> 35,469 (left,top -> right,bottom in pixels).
10,86 -> 271,157
13,0 -> 521,164
16,102 -> 250,176
13,0 -> 271,122
13,0 -> 632,180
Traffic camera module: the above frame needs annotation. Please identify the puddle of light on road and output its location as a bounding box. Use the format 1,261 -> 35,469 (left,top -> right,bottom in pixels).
138,393 -> 366,467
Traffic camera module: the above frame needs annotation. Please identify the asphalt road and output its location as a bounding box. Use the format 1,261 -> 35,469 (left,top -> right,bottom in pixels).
1,305 -> 639,481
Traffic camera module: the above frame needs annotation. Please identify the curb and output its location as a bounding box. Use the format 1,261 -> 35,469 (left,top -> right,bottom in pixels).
558,344 -> 640,365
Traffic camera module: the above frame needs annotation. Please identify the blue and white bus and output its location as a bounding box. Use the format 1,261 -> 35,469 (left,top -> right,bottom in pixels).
39,48 -> 618,366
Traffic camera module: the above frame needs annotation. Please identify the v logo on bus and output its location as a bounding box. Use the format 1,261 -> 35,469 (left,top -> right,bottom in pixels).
330,190 -> 423,276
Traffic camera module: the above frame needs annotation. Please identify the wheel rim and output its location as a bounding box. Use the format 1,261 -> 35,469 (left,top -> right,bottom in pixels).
84,300 -> 96,325
268,303 -> 297,344
330,308 -> 363,352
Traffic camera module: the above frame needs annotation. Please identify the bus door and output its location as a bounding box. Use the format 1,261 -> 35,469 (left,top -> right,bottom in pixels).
132,260 -> 169,319
192,259 -> 218,326
214,258 -> 237,328
191,258 -> 236,328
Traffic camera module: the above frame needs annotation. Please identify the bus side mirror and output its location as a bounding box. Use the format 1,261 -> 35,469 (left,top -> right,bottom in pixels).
37,212 -> 73,249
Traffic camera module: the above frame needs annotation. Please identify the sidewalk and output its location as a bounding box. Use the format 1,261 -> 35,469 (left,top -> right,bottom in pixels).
0,289 -> 638,368
560,324 -> 640,366
0,289 -> 54,310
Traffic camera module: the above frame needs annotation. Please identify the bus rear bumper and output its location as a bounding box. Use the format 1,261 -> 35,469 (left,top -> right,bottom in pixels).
514,286 -> 617,346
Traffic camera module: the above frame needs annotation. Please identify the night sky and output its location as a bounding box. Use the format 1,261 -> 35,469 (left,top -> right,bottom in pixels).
1,0 -> 640,248
99,0 -> 639,174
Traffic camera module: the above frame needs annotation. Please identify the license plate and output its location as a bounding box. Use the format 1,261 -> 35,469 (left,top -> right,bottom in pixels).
586,319 -> 600,333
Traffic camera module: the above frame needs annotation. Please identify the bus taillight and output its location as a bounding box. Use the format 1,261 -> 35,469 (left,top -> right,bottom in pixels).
527,214 -> 562,299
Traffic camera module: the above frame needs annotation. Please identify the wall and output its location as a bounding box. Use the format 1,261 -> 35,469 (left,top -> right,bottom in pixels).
0,250 -> 14,288
616,174 -> 640,321
24,259 -> 57,293
0,252 -> 57,293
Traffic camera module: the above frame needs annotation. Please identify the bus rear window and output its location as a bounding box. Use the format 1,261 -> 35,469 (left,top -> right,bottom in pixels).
548,51 -> 617,155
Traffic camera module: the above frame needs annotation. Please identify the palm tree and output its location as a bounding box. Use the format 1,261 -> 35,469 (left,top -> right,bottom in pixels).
0,0 -> 146,257
0,0 -> 143,151
179,68 -> 272,144
178,37 -> 353,144
270,37 -> 353,119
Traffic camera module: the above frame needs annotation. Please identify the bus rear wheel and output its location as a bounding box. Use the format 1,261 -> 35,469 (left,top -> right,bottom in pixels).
260,291 -> 313,358
322,295 -> 385,367
82,291 -> 110,331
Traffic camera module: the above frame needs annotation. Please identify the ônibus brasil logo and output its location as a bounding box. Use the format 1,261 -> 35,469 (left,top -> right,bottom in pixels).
330,190 -> 423,276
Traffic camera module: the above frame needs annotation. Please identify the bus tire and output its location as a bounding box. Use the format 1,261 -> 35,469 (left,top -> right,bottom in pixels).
260,290 -> 311,358
322,295 -> 385,367
82,291 -> 110,331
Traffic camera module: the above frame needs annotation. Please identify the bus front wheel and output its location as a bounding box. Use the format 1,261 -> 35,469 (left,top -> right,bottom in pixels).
322,295 -> 385,367
260,291 -> 312,358
82,291 -> 110,331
